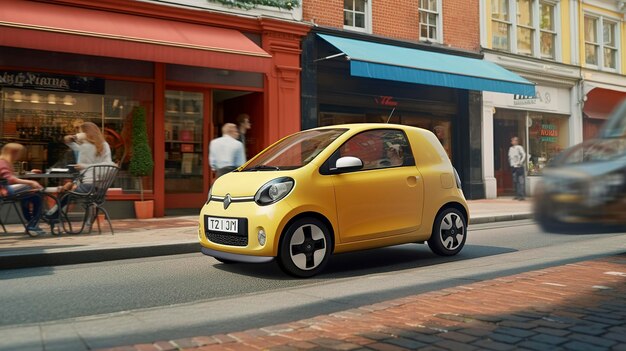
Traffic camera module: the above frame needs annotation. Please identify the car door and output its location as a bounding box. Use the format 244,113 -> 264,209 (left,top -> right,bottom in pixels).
327,129 -> 424,243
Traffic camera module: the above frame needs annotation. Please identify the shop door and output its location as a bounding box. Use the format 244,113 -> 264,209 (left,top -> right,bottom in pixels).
164,90 -> 210,208
493,119 -> 519,196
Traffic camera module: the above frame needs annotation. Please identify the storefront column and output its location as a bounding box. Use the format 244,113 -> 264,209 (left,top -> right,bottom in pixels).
153,63 -> 166,217
261,21 -> 309,144
481,97 -> 497,199
570,86 -> 583,145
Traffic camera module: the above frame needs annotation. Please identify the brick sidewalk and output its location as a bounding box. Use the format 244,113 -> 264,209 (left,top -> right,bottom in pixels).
102,254 -> 626,351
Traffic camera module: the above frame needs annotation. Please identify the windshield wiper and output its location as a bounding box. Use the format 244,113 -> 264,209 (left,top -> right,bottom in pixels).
245,165 -> 281,171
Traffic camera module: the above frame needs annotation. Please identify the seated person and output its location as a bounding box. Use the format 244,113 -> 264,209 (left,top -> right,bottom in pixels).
0,143 -> 45,235
45,122 -> 113,220
378,143 -> 404,168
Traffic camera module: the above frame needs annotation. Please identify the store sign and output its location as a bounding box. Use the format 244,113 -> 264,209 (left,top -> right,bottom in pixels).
489,86 -> 570,113
513,90 -> 552,106
0,71 -> 105,94
540,123 -> 558,142
375,96 -> 399,107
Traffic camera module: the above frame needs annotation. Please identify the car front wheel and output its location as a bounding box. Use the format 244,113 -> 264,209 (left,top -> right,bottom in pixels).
428,208 -> 467,256
278,218 -> 331,278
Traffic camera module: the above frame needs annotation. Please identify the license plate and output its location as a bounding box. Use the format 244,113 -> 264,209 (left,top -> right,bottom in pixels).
206,217 -> 238,234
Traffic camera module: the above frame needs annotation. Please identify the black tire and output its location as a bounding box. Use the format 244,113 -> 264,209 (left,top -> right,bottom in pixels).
277,217 -> 331,278
428,208 -> 467,256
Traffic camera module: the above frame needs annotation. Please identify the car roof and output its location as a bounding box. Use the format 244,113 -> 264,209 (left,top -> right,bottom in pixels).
311,123 -> 427,134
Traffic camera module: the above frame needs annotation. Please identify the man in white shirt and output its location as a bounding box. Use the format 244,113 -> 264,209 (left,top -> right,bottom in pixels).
508,136 -> 526,201
209,123 -> 246,177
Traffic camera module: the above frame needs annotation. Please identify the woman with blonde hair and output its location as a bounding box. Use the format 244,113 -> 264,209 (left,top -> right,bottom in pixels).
45,122 -> 113,220
0,143 -> 45,235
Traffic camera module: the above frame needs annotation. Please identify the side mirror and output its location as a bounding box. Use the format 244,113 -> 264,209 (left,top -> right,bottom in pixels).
331,156 -> 363,174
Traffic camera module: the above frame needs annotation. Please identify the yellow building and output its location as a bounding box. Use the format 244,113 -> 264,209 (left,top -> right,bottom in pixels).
479,0 -> 625,198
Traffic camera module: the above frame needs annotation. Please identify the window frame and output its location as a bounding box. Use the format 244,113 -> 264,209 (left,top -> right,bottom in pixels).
491,0 -> 561,61
583,12 -> 621,73
418,0 -> 443,43
320,129 -> 416,175
343,0 -> 372,34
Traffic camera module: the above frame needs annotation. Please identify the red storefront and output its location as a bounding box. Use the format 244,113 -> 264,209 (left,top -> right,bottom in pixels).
0,0 -> 309,217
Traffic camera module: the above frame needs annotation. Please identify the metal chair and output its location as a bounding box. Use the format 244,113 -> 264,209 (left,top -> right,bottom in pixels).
58,165 -> 119,235
0,179 -> 45,237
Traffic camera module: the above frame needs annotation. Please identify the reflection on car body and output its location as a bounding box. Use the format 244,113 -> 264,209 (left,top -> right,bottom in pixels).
198,124 -> 469,277
535,100 -> 626,231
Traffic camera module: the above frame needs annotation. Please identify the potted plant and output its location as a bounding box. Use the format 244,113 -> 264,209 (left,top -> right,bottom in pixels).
129,106 -> 155,219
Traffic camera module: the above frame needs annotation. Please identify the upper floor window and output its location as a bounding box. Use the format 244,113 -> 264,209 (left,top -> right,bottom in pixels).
491,0 -> 559,60
419,0 -> 442,42
344,0 -> 371,33
584,14 -> 619,71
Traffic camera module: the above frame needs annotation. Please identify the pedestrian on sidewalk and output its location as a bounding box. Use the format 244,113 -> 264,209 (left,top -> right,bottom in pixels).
236,113 -> 252,157
508,136 -> 526,201
209,123 -> 246,178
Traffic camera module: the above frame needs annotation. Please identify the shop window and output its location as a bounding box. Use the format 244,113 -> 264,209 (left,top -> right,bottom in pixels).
419,0 -> 442,42
527,113 -> 569,175
0,78 -> 154,195
343,0 -> 371,33
491,0 -> 559,60
585,14 -> 620,71
491,0 -> 511,51
539,3 -> 556,59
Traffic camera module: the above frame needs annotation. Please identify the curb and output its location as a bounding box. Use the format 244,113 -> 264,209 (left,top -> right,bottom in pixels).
0,242 -> 199,270
470,213 -> 533,225
1,214 -> 533,270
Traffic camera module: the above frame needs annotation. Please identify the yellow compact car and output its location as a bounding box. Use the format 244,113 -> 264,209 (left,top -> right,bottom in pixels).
199,124 -> 469,277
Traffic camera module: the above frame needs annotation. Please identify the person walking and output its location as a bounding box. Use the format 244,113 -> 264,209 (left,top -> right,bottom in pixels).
209,123 -> 246,178
236,113 -> 252,156
508,136 -> 526,201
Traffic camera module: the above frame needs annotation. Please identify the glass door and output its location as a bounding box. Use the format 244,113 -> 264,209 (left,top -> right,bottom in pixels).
164,90 -> 206,201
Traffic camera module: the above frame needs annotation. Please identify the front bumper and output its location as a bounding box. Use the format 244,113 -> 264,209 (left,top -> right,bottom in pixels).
198,197 -> 293,257
535,190 -> 626,224
201,247 -> 274,263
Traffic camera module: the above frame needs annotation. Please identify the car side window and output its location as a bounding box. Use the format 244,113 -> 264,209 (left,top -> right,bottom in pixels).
337,129 -> 414,171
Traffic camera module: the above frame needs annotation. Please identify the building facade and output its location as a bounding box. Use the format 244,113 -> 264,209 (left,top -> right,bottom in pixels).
0,0 -> 308,217
300,0 -> 534,200
480,0 -> 626,198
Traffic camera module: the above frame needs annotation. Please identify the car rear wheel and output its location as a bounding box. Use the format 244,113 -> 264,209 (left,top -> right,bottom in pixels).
428,208 -> 467,256
278,218 -> 331,278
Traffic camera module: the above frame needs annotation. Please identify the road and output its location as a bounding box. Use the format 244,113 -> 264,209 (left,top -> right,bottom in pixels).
0,220 -> 624,350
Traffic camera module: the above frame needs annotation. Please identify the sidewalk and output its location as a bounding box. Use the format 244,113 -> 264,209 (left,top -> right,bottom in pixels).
101,254 -> 626,351
0,198 -> 532,269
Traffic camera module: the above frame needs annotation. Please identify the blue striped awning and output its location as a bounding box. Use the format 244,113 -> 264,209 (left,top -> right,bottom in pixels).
318,34 -> 535,96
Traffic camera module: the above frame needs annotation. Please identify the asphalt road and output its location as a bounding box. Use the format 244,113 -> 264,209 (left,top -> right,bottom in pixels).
0,220 -> 623,328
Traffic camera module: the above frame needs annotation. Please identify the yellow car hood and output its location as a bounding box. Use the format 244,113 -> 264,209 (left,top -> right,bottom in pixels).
210,170 -> 299,197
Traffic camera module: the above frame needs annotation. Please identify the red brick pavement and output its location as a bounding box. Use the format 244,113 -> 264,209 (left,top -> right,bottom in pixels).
100,255 -> 626,351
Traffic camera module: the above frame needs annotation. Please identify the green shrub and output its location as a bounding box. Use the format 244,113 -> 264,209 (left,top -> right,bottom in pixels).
129,106 -> 153,201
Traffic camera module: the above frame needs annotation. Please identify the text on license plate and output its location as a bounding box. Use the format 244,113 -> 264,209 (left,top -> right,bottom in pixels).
207,217 -> 238,234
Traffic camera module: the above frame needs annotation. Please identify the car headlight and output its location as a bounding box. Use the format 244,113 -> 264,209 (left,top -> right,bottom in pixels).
587,172 -> 624,206
255,177 -> 295,206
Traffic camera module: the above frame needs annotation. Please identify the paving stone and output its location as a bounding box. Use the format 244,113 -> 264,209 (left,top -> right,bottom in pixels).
567,325 -> 606,336
498,321 -> 538,330
471,339 -> 516,351
384,337 -> 426,349
604,332 -> 626,343
493,327 -> 536,338
563,341 -> 607,351
358,332 -> 393,341
367,343 -> 410,351
434,340 -> 477,351
395,331 -> 439,344
583,315 -> 624,326
517,341 -> 555,351
532,327 -> 570,337
530,334 -> 569,345
569,334 -> 618,348
457,328 -> 493,337
439,331 -> 477,343
488,333 -> 522,344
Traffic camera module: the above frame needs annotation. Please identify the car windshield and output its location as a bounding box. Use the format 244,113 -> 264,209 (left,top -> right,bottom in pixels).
600,100 -> 626,138
553,138 -> 626,165
242,129 -> 347,171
